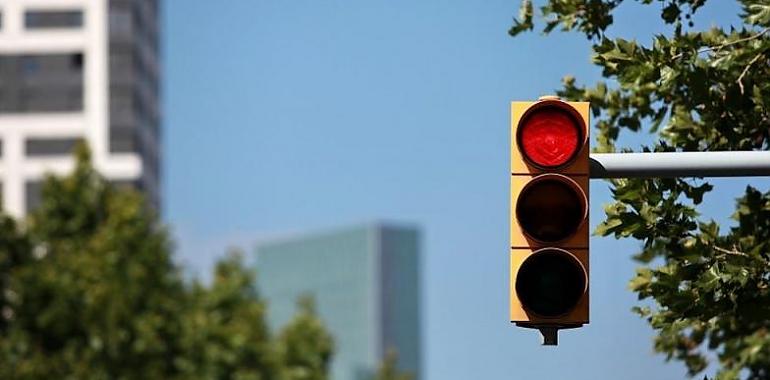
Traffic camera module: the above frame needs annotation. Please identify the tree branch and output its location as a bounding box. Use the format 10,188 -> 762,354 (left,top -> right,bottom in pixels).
673,27 -> 770,60
713,245 -> 749,257
738,51 -> 766,94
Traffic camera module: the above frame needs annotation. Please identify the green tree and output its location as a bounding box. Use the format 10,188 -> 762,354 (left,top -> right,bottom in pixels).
0,144 -> 334,379
177,251 -> 281,380
510,1 -> 770,378
277,296 -> 334,380
0,145 -> 185,379
374,350 -> 413,380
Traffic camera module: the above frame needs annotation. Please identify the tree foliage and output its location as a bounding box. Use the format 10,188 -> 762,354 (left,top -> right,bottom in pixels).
177,253 -> 281,380
374,350 -> 414,380
0,144 -> 334,379
511,1 -> 770,378
277,296 -> 334,380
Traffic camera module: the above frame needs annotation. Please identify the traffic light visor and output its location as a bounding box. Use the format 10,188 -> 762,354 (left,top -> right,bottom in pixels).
515,174 -> 587,243
517,105 -> 583,168
515,248 -> 587,318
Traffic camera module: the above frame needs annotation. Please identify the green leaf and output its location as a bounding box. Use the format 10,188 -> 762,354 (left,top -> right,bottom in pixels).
508,0 -> 534,36
662,3 -> 682,24
595,217 -> 623,236
744,2 -> 770,25
629,268 -> 653,292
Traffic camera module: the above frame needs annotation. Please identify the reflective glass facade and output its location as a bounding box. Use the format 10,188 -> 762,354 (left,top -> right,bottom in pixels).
257,224 -> 421,380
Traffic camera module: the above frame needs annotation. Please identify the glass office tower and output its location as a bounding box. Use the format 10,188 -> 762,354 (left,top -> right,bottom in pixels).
256,223 -> 421,380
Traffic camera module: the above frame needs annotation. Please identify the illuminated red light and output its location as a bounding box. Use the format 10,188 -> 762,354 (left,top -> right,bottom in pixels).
518,106 -> 582,168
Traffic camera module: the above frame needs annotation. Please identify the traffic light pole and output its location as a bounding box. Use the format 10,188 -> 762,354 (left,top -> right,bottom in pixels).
589,151 -> 770,178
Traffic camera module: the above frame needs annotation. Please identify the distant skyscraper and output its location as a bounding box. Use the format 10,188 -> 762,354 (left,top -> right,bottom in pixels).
257,223 -> 422,380
0,0 -> 161,216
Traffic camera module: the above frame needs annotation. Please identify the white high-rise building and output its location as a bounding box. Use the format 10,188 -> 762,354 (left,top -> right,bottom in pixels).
0,0 -> 160,217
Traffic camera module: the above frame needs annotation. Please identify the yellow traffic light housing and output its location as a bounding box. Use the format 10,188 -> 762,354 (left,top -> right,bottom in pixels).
510,98 -> 590,345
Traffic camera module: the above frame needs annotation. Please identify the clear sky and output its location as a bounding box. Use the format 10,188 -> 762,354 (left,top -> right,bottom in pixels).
162,1 -> 767,379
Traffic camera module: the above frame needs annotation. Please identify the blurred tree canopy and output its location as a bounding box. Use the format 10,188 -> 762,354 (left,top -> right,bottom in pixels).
373,350 -> 413,380
277,296 -> 334,380
510,0 -> 770,378
0,145 -> 334,379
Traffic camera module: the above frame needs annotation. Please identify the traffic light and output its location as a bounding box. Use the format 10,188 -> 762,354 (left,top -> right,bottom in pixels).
510,96 -> 590,345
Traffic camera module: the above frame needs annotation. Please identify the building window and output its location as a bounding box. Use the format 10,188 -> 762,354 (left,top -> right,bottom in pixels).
25,181 -> 42,213
0,53 -> 84,113
25,10 -> 83,29
25,138 -> 81,157
71,53 -> 83,69
109,125 -> 137,153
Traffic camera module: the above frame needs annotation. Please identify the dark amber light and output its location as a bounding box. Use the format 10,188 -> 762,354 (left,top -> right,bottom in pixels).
519,107 -> 581,168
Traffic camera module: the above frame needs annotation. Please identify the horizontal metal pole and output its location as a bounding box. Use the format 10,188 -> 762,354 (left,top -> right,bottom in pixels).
589,151 -> 770,178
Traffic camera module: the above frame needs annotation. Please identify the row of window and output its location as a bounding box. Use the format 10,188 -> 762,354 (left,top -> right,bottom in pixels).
25,178 -> 144,213
26,138 -> 81,156
0,53 -> 84,113
109,0 -> 160,53
0,138 -> 81,158
0,10 -> 83,31
0,137 -> 160,159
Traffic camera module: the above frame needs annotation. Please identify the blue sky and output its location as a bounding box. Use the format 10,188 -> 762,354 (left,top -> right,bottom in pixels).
162,1 -> 766,378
